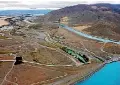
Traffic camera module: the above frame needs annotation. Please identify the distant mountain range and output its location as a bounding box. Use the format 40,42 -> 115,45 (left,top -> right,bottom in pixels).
0,10 -> 52,16
42,3 -> 120,40
44,3 -> 120,24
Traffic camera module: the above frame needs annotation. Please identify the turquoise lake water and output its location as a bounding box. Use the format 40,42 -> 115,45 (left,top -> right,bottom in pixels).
76,62 -> 120,85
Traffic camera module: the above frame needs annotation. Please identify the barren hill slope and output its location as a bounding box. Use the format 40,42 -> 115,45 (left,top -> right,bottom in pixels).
42,3 -> 120,40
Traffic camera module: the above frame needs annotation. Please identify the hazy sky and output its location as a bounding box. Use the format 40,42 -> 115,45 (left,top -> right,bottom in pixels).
0,0 -> 120,9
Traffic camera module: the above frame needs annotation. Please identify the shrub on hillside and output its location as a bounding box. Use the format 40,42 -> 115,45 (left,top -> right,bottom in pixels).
28,23 -> 43,29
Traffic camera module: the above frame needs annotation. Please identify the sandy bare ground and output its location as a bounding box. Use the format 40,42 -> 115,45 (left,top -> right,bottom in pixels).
5,63 -> 65,85
72,25 -> 91,32
0,18 -> 9,27
0,62 -> 13,83
0,59 -> 100,85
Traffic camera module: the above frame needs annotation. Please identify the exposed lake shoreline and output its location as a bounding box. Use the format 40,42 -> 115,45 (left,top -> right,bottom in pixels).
73,57 -> 120,85
74,63 -> 105,85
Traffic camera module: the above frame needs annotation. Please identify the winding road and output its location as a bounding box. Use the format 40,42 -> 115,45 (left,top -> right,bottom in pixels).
0,55 -> 70,85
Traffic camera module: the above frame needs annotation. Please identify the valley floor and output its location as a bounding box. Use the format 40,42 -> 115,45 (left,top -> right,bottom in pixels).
0,16 -> 120,85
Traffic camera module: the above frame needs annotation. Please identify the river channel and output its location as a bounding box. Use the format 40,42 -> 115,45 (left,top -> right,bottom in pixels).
60,24 -> 120,44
